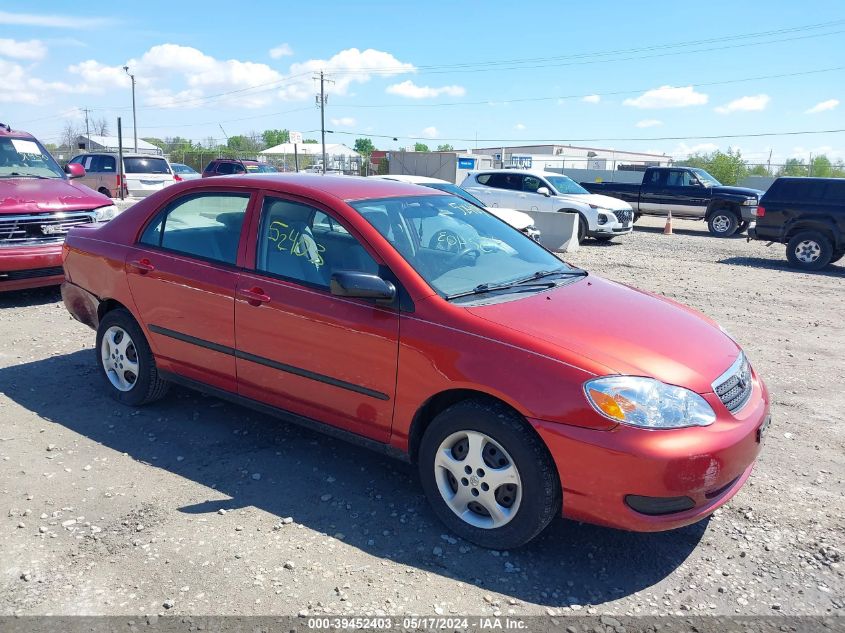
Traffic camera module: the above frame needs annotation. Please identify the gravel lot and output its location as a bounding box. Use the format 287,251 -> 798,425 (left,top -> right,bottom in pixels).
0,216 -> 842,618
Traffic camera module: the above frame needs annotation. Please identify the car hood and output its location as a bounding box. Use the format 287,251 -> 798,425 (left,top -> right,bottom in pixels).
0,177 -> 110,215
554,192 -> 632,211
466,275 -> 740,394
485,206 -> 535,229
712,185 -> 764,199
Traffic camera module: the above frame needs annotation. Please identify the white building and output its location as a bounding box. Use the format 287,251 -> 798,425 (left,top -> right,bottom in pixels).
260,142 -> 361,173
76,135 -> 162,155
468,144 -> 670,171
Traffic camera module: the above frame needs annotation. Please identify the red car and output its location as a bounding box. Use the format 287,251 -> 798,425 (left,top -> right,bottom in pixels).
61,174 -> 769,548
1,123 -> 116,292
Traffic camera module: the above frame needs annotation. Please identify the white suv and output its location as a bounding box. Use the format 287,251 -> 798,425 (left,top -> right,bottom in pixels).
461,169 -> 634,242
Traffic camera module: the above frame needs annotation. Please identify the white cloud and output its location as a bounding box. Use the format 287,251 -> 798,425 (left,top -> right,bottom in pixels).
386,80 -> 465,99
421,126 -> 439,138
330,117 -> 356,127
0,59 -> 76,104
715,94 -> 770,114
279,48 -> 415,100
0,10 -> 113,29
623,85 -> 708,109
0,38 -> 47,60
582,94 -> 600,103
514,123 -> 526,130
805,99 -> 839,114
791,145 -> 844,161
635,119 -> 663,128
68,59 -> 133,90
269,43 -> 293,59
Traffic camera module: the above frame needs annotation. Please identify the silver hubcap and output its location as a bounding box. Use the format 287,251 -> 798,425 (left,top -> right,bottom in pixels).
434,430 -> 522,529
794,240 -> 821,263
100,326 -> 139,392
713,215 -> 731,232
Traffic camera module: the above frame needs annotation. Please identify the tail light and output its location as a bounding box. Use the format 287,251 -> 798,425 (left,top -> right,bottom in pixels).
116,174 -> 128,196
754,206 -> 765,217
173,174 -> 182,182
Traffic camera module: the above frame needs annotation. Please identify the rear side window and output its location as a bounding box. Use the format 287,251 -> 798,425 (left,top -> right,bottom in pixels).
100,155 -> 116,172
203,161 -> 217,173
475,174 -> 492,185
486,173 -> 522,190
216,162 -> 236,175
140,192 -> 251,265
124,157 -> 170,174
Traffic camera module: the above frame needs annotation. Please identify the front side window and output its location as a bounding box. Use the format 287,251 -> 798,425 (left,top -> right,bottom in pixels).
522,175 -> 544,192
140,192 -> 250,265
351,195 -> 573,299
257,197 -> 379,288
690,168 -> 722,187
545,175 -> 590,195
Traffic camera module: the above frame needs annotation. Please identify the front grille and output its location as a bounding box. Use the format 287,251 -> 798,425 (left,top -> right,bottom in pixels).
0,266 -> 64,281
0,211 -> 96,247
613,209 -> 633,224
713,353 -> 753,414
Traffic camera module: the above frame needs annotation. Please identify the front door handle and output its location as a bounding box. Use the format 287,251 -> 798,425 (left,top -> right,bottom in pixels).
128,258 -> 155,274
238,287 -> 271,306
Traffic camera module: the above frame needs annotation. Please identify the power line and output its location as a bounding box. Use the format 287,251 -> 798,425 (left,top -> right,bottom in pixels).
316,128 -> 845,144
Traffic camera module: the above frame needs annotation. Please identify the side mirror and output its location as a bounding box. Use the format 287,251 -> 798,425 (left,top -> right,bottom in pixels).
65,163 -> 85,179
330,271 -> 396,303
536,186 -> 551,197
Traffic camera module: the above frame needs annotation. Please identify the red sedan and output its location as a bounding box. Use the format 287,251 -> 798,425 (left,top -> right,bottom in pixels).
61,174 -> 769,548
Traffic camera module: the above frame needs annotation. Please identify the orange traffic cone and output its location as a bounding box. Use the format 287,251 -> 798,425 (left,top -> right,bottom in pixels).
663,210 -> 673,235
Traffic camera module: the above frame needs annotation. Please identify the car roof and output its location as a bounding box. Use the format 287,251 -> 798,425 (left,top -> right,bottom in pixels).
73,152 -> 166,158
474,168 -> 565,177
370,174 -> 450,185
180,173 -> 442,201
0,126 -> 36,140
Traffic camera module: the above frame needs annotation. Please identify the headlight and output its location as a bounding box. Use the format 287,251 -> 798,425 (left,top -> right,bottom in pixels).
584,376 -> 716,429
742,198 -> 758,206
94,205 -> 119,222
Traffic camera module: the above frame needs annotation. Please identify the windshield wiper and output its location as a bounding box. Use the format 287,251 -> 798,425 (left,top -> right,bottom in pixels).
3,172 -> 51,179
524,268 -> 587,281
446,281 -> 557,300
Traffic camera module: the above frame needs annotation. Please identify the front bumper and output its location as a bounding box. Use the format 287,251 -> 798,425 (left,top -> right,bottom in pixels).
531,376 -> 769,532
0,243 -> 64,292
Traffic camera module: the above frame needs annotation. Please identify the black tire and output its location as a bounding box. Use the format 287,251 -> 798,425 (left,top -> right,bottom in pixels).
97,187 -> 112,198
575,213 -> 587,244
95,308 -> 169,406
830,248 -> 845,264
418,399 -> 561,549
707,208 -> 739,237
785,231 -> 833,271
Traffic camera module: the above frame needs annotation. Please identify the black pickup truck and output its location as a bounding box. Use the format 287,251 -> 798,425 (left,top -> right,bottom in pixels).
749,177 -> 845,270
581,166 -> 763,237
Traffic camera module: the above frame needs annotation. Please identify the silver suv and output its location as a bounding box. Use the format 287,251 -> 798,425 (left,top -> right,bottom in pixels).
67,152 -> 175,198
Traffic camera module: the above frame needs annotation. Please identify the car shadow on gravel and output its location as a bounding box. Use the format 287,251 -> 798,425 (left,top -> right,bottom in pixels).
0,286 -> 61,309
720,256 -> 845,277
0,349 -> 706,608
634,224 -> 747,239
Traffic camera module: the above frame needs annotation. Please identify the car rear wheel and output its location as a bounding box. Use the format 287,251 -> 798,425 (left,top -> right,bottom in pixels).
786,231 -> 833,271
707,209 -> 739,237
96,309 -> 169,406
418,399 -> 561,549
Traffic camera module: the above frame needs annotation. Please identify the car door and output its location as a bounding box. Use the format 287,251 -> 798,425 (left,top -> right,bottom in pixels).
518,174 -> 552,212
464,174 -> 501,207
486,173 -> 523,209
662,170 -> 709,217
235,193 -> 400,442
124,189 -> 255,393
639,168 -> 667,214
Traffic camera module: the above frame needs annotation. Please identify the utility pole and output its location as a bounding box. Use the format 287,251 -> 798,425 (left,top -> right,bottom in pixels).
315,71 -> 333,174
82,108 -> 92,151
123,66 -> 137,152
767,149 -> 772,176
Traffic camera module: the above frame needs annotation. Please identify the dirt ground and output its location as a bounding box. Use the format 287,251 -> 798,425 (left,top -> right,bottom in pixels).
0,216 -> 842,618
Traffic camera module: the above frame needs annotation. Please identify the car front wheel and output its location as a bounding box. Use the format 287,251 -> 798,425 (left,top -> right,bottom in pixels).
418,399 -> 561,549
707,209 -> 739,237
96,308 -> 169,406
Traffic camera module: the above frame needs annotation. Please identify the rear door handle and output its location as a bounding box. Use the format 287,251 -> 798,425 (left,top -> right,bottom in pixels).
128,258 -> 155,274
238,287 -> 271,306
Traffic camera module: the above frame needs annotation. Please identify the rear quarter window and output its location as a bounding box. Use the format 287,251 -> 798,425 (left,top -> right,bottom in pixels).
475,174 -> 492,185
124,157 -> 170,174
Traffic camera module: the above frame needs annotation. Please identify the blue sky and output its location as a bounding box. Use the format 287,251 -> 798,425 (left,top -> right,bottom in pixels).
1,1 -> 843,165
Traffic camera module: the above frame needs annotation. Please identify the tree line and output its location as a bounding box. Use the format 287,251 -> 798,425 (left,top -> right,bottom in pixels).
676,148 -> 845,185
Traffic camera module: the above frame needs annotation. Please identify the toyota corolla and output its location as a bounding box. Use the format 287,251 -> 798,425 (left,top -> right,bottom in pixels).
61,174 -> 769,549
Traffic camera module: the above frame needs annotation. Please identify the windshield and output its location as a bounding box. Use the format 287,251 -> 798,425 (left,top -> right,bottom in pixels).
0,137 -> 65,178
546,175 -> 590,195
351,195 -> 573,299
690,168 -> 722,187
426,182 -> 488,207
124,157 -> 170,174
